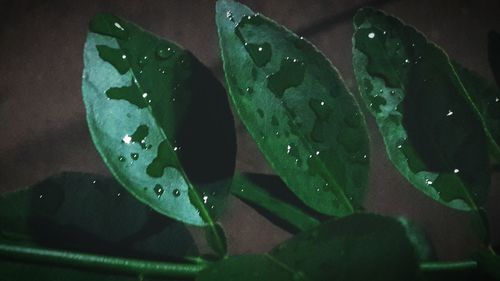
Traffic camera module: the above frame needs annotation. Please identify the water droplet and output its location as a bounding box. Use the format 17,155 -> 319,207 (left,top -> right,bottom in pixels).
138,55 -> 150,67
404,59 -> 410,64
446,110 -> 454,116
89,14 -> 129,40
122,135 -> 132,144
131,153 -> 139,160
117,192 -> 121,197
203,195 -> 209,204
172,189 -> 181,197
156,45 -> 174,59
425,179 -> 433,185
96,45 -> 130,74
495,97 -> 499,102
453,168 -> 460,173
245,87 -> 253,94
286,144 -> 292,154
153,184 -> 164,197
368,32 -> 375,39
39,194 -> 43,199
267,56 -> 306,98
92,180 -> 97,184
118,156 -> 126,162
309,99 -> 331,121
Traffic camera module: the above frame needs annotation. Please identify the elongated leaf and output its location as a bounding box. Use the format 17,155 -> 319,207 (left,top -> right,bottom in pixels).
82,14 -> 236,226
0,172 -> 197,261
352,8 -> 490,210
197,214 -> 419,281
230,173 -> 322,233
452,63 -> 500,161
489,31 -> 500,88
216,0 -> 370,216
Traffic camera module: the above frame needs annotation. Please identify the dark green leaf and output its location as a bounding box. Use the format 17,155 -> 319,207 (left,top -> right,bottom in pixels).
352,8 -> 490,211
230,173 -> 322,233
0,172 -> 198,261
476,250 -> 500,280
452,62 -> 500,161
82,14 -> 236,226
216,0 -> 370,216
489,31 -> 500,88
204,223 -> 227,258
198,214 -> 419,281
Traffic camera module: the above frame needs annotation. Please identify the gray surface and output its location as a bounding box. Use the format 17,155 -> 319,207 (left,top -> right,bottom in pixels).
0,0 -> 499,259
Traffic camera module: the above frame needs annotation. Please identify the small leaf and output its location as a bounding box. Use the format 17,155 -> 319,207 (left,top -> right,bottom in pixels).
489,31 -> 500,88
216,0 -> 370,216
231,173 -> 323,233
352,8 -> 490,211
82,13 -> 236,226
197,214 -> 419,281
452,62 -> 500,161
0,172 -> 198,260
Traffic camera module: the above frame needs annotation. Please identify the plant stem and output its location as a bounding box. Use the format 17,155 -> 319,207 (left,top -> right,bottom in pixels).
419,260 -> 477,272
0,243 -> 206,278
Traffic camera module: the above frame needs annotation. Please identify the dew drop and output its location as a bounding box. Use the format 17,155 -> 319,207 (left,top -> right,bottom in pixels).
156,45 -> 174,59
118,155 -> 126,162
172,188 -> 181,197
89,14 -> 129,40
446,110 -> 454,116
138,55 -> 150,67
153,184 -> 164,197
368,32 -> 375,39
245,87 -> 253,94
131,153 -> 139,160
453,168 -> 460,174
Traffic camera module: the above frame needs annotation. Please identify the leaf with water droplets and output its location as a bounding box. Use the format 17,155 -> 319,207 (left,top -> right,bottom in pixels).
216,0 -> 370,216
197,214 -> 419,281
82,13 -> 236,230
0,172 -> 198,261
352,8 -> 491,211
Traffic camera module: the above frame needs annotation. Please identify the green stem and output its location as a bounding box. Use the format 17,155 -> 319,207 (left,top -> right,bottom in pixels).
420,261 -> 477,272
0,243 -> 206,278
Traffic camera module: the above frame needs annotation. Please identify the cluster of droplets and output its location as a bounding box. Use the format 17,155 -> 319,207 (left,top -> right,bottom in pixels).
150,184 -> 181,199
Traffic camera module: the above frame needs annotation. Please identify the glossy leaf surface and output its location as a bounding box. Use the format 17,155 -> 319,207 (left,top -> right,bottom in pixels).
216,0 -> 370,216
0,172 -> 197,261
198,214 -> 418,281
230,173 -> 322,233
82,14 -> 236,226
352,8 -> 490,210
452,63 -> 500,161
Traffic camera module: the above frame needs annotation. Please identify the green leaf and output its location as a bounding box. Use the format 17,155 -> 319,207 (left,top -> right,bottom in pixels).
0,172 -> 197,260
489,31 -> 500,88
216,0 -> 370,216
352,8 -> 491,211
476,250 -> 500,280
452,62 -> 500,161
230,173 -> 322,233
197,214 -> 419,281
82,13 -> 236,226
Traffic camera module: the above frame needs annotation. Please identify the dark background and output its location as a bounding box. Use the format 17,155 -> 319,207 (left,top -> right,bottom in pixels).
0,0 -> 499,260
